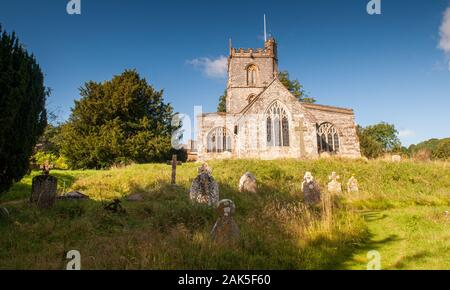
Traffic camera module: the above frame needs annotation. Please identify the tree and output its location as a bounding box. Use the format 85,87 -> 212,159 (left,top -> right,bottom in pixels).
60,70 -> 181,169
0,26 -> 47,194
433,139 -> 450,160
357,126 -> 383,159
278,70 -> 316,103
217,90 -> 227,113
361,122 -> 401,152
409,138 -> 450,160
357,123 -> 401,158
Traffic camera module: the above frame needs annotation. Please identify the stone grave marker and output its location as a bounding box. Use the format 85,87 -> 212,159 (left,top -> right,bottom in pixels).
301,172 -> 321,206
211,199 -> 240,244
327,172 -> 342,194
238,172 -> 257,193
347,175 -> 359,193
31,174 -> 58,208
189,163 -> 219,207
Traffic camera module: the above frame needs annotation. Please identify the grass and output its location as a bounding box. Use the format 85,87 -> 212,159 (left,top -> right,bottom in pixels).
0,158 -> 449,269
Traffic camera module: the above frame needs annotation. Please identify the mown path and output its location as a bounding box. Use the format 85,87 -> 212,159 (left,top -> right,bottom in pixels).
341,206 -> 450,270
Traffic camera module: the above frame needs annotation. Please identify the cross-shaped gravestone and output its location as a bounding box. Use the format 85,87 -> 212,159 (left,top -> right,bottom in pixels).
327,172 -> 342,194
171,154 -> 177,185
295,122 -> 308,157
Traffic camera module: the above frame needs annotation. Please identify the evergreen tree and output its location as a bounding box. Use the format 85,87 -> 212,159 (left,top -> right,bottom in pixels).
0,26 -> 47,194
217,90 -> 227,112
60,70 -> 181,169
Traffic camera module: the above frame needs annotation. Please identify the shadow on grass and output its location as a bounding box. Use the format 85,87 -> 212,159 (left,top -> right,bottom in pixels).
1,172 -> 372,270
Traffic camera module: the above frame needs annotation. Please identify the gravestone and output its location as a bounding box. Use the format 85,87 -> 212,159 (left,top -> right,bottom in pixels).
189,163 -> 219,207
327,172 -> 342,194
211,199 -> 240,244
392,155 -> 402,162
347,175 -> 359,193
31,174 -> 58,208
301,172 -> 321,206
198,162 -> 212,175
238,172 -> 257,193
58,191 -> 90,200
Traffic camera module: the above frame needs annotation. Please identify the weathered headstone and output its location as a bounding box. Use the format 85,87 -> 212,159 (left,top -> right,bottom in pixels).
31,174 -> 58,208
189,163 -> 219,207
327,172 -> 342,194
238,172 -> 257,193
392,155 -> 402,162
347,175 -> 359,193
211,199 -> 240,244
198,162 -> 212,175
301,172 -> 321,206
58,191 -> 90,200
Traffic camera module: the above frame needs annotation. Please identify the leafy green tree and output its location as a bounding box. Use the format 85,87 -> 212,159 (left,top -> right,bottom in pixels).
357,123 -> 401,158
217,90 -> 227,113
433,139 -> 450,160
361,122 -> 401,152
60,70 -> 181,169
357,126 -> 383,159
0,26 -> 47,194
278,70 -> 316,103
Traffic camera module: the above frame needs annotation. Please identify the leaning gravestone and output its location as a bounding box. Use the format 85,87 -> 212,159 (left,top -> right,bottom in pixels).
58,191 -> 90,200
31,174 -> 58,208
327,172 -> 342,194
301,172 -> 321,206
189,163 -> 219,207
347,175 -> 359,193
211,199 -> 240,244
238,172 -> 257,193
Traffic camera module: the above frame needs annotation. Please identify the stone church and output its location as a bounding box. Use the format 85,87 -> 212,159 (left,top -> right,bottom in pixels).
196,38 -> 361,160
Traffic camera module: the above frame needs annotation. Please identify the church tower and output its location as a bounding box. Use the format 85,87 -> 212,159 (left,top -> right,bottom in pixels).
226,38 -> 279,113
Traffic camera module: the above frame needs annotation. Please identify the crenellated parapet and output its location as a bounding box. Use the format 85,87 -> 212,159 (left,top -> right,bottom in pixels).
230,39 -> 277,59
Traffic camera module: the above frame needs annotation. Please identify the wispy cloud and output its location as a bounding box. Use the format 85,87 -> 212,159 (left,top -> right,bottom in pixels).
438,6 -> 450,71
187,56 -> 228,78
399,129 -> 416,138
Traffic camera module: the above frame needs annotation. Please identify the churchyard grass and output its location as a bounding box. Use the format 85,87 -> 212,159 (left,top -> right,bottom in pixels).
0,159 -> 449,269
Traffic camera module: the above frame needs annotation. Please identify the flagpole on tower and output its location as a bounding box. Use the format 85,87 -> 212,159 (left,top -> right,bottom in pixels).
264,14 -> 267,42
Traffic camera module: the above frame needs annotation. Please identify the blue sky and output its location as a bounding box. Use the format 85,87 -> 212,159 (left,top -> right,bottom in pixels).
1,0 -> 449,146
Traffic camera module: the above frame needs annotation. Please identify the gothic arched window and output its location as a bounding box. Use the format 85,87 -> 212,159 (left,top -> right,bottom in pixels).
247,65 -> 258,87
317,122 -> 340,153
266,102 -> 290,147
207,127 -> 232,153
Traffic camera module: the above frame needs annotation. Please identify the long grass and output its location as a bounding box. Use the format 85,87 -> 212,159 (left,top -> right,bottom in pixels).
0,158 -> 448,269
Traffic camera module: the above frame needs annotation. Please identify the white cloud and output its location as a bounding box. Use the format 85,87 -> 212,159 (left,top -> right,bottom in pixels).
187,56 -> 228,79
399,129 -> 416,138
438,7 -> 450,53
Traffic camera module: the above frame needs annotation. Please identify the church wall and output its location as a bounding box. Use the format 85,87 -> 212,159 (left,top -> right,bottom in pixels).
196,113 -> 238,161
304,106 -> 361,158
236,80 -> 319,159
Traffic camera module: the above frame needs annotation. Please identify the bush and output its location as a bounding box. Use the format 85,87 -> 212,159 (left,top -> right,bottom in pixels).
0,26 -> 47,194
